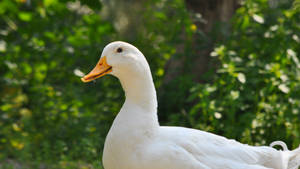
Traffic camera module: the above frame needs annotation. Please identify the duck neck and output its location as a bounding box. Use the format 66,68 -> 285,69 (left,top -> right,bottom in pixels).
118,70 -> 158,114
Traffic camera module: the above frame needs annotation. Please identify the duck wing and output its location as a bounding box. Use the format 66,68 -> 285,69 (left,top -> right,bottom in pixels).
160,126 -> 297,169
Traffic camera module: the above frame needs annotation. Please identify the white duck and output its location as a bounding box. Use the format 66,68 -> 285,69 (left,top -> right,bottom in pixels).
81,41 -> 300,169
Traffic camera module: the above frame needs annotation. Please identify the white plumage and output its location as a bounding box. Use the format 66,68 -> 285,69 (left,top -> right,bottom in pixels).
82,41 -> 300,169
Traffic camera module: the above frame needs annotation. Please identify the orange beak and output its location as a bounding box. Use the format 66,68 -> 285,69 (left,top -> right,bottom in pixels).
81,56 -> 112,83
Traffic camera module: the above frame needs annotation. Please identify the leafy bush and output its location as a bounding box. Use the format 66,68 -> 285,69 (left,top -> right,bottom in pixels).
185,0 -> 300,148
0,0 -> 187,165
0,0 -> 118,163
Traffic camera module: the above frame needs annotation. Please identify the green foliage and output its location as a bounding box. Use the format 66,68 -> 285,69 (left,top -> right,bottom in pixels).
0,0 -> 299,167
0,0 -> 188,166
186,0 -> 300,147
0,0 -> 117,165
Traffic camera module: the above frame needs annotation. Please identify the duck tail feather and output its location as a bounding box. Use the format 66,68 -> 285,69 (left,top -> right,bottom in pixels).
270,141 -> 289,151
287,145 -> 300,169
270,141 -> 300,169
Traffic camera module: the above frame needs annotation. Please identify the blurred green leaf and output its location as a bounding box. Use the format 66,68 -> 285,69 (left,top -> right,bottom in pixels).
18,12 -> 32,22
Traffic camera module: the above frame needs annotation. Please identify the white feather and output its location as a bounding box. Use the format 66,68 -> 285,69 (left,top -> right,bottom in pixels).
95,41 -> 300,169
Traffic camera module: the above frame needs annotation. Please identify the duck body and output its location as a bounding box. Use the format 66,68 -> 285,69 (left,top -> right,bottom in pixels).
102,104 -> 283,169
81,41 -> 300,169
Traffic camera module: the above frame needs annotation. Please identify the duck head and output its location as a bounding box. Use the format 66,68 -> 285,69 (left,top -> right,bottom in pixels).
81,41 -> 150,82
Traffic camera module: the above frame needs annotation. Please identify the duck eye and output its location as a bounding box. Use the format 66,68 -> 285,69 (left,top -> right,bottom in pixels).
116,47 -> 123,53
